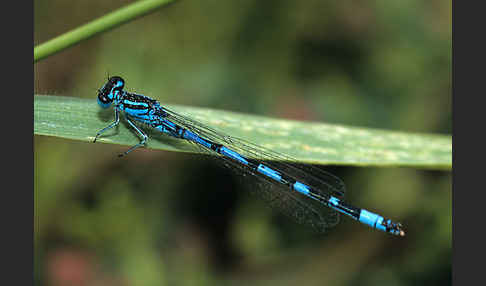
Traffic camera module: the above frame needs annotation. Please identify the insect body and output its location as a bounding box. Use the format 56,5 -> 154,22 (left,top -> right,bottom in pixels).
94,76 -> 405,236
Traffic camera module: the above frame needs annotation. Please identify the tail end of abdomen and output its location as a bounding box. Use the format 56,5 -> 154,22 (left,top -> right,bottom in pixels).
359,209 -> 405,236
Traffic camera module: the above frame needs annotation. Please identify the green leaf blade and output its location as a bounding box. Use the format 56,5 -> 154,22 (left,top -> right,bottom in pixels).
34,95 -> 452,170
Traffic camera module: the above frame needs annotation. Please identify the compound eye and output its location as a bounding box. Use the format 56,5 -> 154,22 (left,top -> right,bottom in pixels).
98,92 -> 111,104
97,81 -> 114,108
97,76 -> 125,109
97,89 -> 113,108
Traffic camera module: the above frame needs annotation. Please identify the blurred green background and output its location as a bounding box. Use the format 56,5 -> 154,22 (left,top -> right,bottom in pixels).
34,0 -> 451,285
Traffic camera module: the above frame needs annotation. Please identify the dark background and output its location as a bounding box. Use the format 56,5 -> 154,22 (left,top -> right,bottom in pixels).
34,1 -> 451,285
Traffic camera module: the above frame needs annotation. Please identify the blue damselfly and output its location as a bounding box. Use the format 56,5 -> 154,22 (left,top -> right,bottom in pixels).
93,76 -> 405,236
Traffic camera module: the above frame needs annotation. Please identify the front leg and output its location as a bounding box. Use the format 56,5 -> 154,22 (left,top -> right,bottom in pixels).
93,108 -> 119,143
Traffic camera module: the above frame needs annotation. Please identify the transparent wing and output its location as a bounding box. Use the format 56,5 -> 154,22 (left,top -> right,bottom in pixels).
161,106 -> 346,232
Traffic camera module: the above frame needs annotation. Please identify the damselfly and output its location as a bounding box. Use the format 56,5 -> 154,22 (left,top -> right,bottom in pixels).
93,76 -> 405,236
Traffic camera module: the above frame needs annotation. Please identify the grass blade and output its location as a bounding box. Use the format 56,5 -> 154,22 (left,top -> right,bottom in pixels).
34,0 -> 175,62
34,95 -> 452,170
